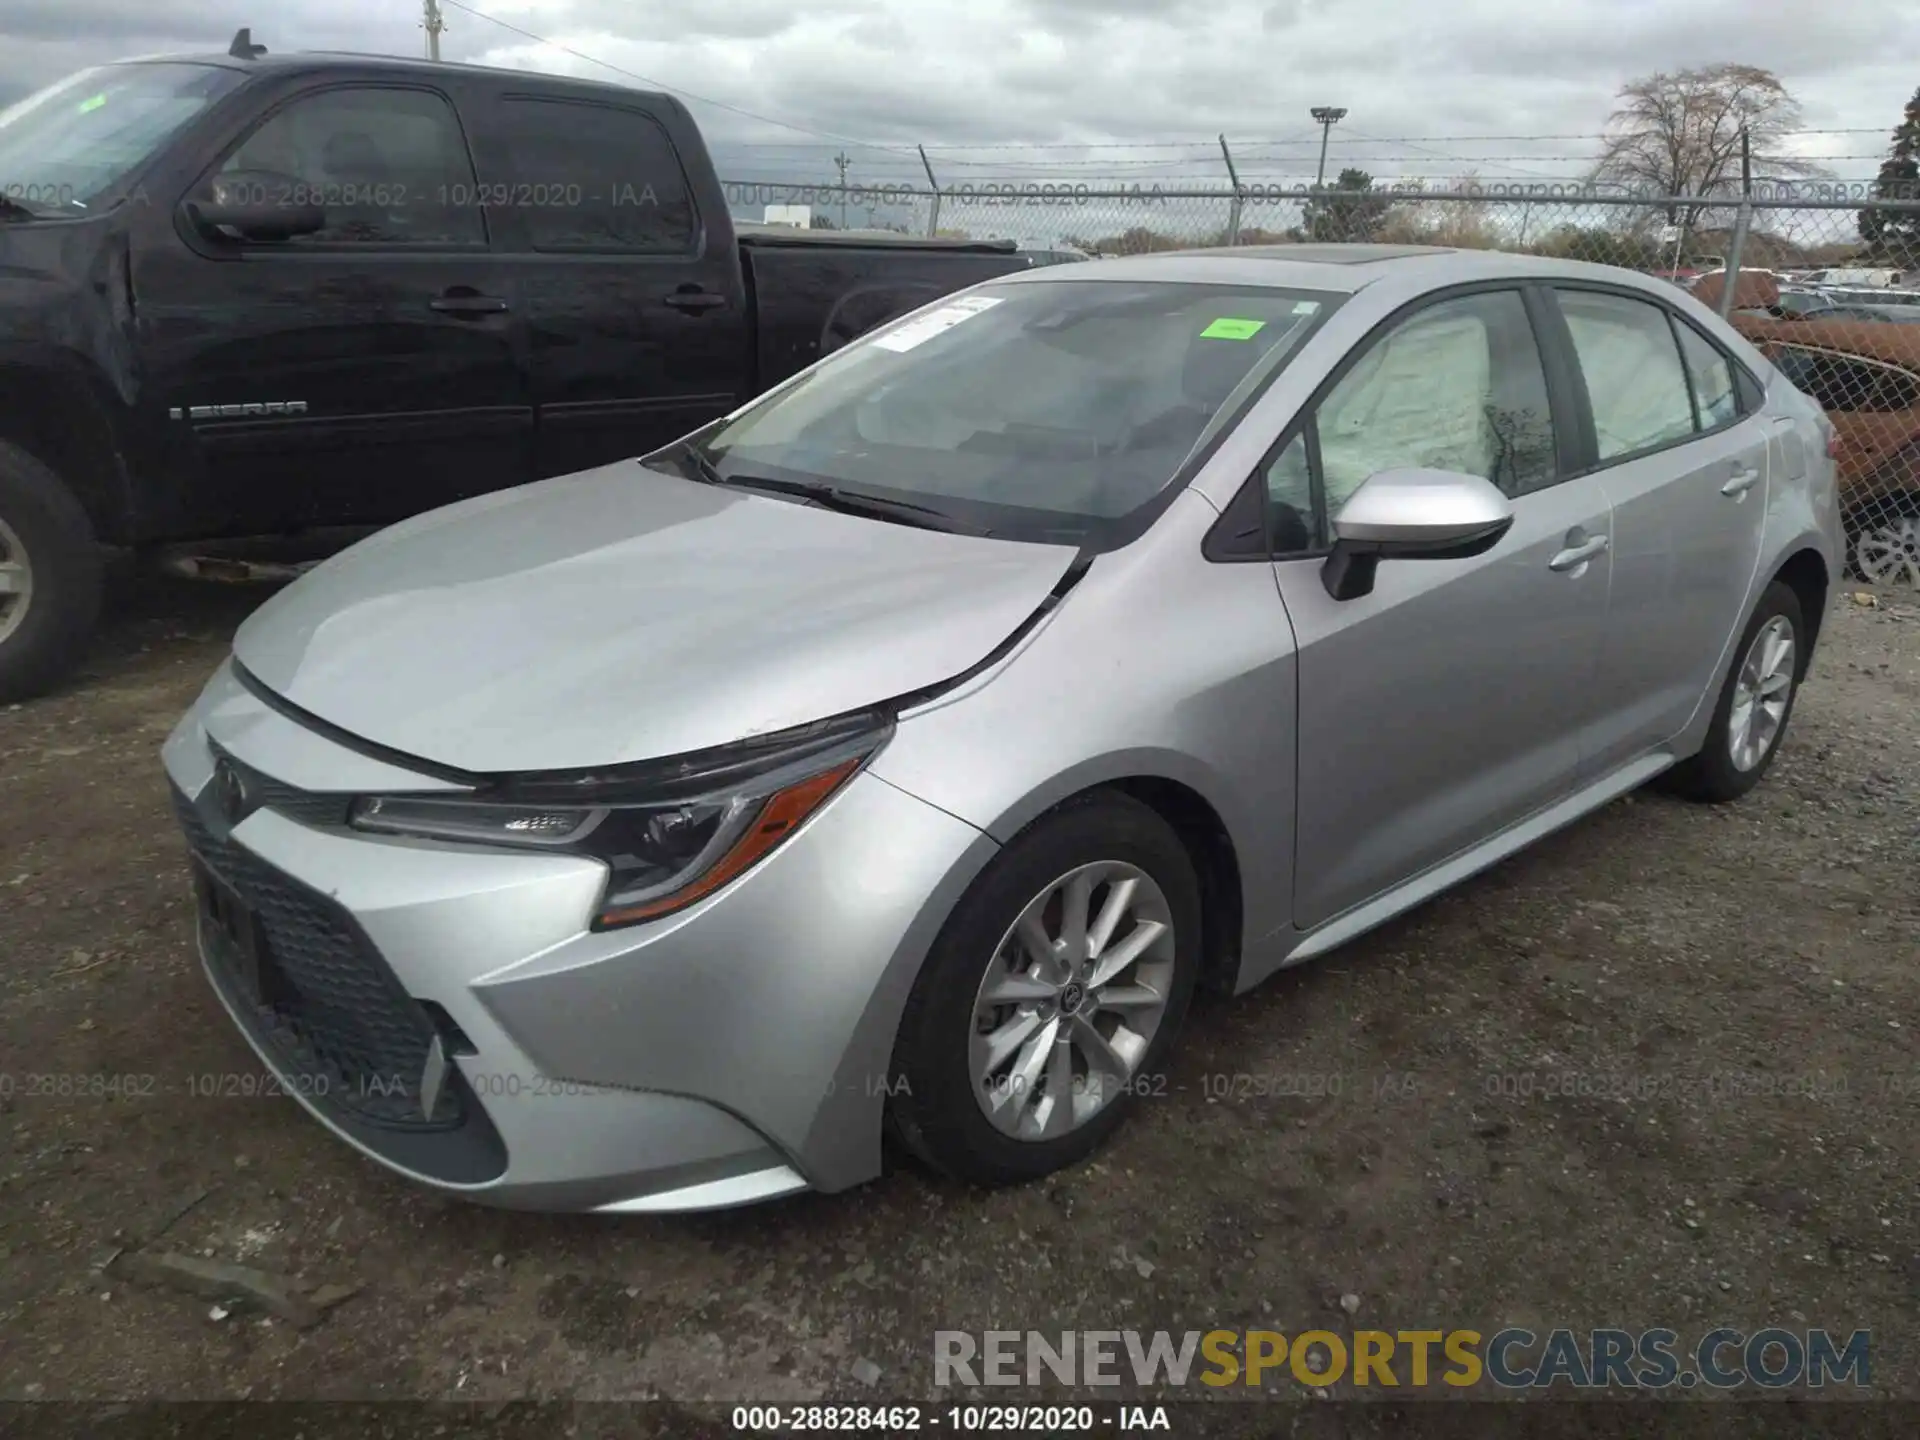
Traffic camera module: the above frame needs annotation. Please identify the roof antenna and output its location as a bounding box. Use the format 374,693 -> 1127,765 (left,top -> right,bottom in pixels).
228,28 -> 267,59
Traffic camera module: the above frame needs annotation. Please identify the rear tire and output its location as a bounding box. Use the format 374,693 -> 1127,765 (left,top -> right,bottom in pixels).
0,439 -> 103,703
888,791 -> 1201,1188
1660,581 -> 1804,804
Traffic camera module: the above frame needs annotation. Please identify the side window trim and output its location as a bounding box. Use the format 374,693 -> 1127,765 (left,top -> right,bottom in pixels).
488,93 -> 702,257
1669,310 -> 1759,437
1521,280 -> 1592,482
1665,310 -> 1705,434
179,80 -> 487,254
1204,280 -> 1556,564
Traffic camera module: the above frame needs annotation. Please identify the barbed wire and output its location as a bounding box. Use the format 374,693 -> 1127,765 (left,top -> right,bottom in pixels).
740,128 -> 1899,151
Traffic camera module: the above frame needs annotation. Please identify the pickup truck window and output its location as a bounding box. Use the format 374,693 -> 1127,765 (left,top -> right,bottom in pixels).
201,86 -> 483,247
0,62 -> 243,215
698,279 -> 1338,543
488,98 -> 696,253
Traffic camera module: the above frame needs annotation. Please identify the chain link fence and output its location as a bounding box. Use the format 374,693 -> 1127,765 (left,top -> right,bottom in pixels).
724,178 -> 1920,588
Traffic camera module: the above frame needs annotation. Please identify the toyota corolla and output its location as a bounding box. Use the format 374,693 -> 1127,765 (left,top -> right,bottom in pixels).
163,244 -> 1841,1213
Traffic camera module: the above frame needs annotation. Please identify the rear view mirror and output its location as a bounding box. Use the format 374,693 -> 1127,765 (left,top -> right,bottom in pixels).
184,170 -> 326,243
1321,467 -> 1514,601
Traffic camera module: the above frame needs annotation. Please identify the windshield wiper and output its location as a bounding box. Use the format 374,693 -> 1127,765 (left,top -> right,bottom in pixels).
723,473 -> 991,536
662,443 -> 990,536
0,195 -> 45,223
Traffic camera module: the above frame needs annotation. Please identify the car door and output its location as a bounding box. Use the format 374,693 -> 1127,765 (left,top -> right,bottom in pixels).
1264,286 -> 1615,930
1546,287 -> 1772,779
459,87 -> 748,479
134,78 -> 533,536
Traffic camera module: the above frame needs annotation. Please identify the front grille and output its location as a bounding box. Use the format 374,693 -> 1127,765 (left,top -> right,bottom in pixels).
207,741 -> 353,829
174,787 -> 460,1130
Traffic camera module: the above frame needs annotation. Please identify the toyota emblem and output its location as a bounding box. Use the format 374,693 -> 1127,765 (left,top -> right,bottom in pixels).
213,758 -> 249,823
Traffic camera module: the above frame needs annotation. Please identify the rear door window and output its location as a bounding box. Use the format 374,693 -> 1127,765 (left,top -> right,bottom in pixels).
1672,321 -> 1740,429
478,97 -> 697,253
1554,289 -> 1695,460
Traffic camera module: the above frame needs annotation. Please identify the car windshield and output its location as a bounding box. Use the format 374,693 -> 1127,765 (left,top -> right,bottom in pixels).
0,62 -> 243,216
692,278 -> 1339,544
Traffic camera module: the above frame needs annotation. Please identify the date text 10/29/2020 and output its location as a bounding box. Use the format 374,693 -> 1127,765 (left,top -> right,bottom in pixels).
729,1405 -> 1171,1432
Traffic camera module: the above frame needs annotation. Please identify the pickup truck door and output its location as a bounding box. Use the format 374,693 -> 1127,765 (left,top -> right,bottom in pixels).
133,75 -> 533,537
458,86 -> 748,479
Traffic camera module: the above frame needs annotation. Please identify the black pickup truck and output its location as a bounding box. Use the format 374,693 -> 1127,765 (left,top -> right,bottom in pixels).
0,32 -> 1030,700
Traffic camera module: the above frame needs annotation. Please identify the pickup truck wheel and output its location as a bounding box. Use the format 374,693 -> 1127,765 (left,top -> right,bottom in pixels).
887,792 -> 1201,1187
0,440 -> 103,703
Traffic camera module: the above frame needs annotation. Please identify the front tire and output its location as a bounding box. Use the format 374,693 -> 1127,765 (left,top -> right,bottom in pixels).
1661,580 -> 1805,803
888,792 -> 1202,1187
0,440 -> 103,703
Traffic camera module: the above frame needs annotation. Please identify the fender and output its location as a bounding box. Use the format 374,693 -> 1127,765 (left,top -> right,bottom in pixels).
0,343 -> 139,545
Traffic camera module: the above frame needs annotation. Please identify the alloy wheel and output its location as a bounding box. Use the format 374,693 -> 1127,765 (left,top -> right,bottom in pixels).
1852,516 -> 1920,590
968,860 -> 1177,1141
1728,614 -> 1795,772
0,514 -> 33,646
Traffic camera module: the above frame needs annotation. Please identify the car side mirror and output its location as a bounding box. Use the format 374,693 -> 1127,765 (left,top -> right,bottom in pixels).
1321,467 -> 1515,601
183,171 -> 326,244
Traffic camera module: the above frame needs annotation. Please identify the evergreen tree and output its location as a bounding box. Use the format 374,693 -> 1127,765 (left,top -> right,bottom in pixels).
1858,86 -> 1920,257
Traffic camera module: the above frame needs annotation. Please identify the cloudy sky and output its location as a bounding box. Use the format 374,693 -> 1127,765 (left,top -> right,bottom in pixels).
3,0 -> 1916,187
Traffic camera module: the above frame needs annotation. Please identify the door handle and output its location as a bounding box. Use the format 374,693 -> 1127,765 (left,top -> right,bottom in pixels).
1548,534 -> 1609,572
429,294 -> 509,315
1721,465 -> 1762,497
663,289 -> 727,313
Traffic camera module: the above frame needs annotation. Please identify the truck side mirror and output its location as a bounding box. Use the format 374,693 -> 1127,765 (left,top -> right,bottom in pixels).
183,171 -> 326,244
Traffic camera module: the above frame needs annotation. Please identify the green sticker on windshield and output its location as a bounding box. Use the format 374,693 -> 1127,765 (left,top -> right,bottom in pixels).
78,93 -> 107,114
1200,317 -> 1266,340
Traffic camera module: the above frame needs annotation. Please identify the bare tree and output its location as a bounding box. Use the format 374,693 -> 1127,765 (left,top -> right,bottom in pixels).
1591,64 -> 1825,231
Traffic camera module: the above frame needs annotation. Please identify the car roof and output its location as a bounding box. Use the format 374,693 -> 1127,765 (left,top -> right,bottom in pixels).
989,243 -> 1669,296
110,48 -> 670,107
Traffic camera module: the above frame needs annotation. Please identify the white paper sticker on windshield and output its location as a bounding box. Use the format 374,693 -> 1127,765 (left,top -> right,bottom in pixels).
870,294 -> 1004,352
1292,300 -> 1321,315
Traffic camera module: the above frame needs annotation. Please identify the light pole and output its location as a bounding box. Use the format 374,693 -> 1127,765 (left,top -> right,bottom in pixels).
1309,106 -> 1347,190
833,152 -> 851,229
422,0 -> 444,61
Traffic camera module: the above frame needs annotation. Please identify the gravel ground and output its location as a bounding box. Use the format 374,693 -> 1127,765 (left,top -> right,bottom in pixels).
0,575 -> 1916,1410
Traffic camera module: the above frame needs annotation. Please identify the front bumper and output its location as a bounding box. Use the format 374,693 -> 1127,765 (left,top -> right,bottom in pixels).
161,662 -> 996,1212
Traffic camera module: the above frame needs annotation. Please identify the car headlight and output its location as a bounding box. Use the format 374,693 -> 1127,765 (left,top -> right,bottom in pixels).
348,710 -> 890,929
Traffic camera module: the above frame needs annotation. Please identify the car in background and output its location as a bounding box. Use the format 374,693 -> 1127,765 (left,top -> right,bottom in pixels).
162,244 -> 1838,1212
1773,289 -> 1841,319
1818,302 -> 1920,324
0,35 -> 1032,701
1730,316 -> 1920,588
1017,246 -> 1093,267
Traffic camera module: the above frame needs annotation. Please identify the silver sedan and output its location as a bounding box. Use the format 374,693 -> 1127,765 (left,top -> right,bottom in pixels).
163,244 -> 1842,1212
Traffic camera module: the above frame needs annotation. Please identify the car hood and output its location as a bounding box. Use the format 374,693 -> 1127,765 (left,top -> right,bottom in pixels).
232,462 -> 1080,774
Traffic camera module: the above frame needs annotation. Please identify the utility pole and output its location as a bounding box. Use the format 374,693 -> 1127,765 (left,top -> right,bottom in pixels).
1309,106 -> 1347,190
833,152 -> 851,229
422,0 -> 444,61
